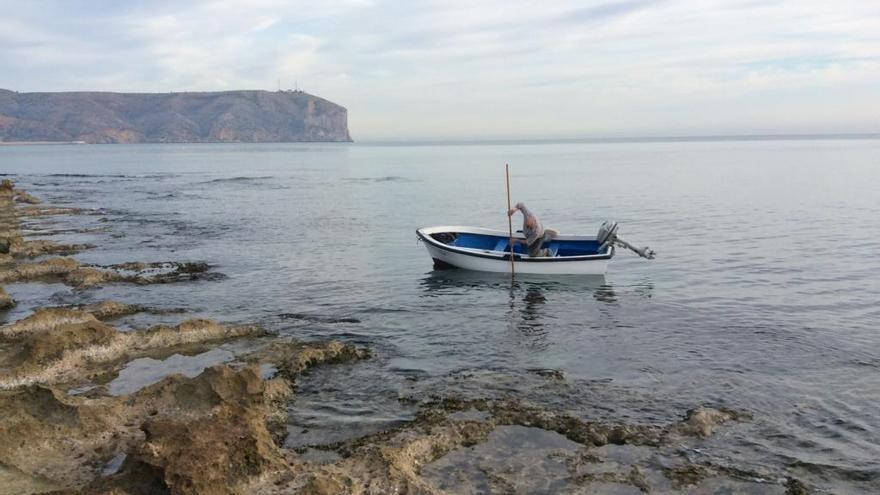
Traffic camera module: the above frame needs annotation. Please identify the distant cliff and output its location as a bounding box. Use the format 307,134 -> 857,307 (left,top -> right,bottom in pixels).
0,89 -> 352,143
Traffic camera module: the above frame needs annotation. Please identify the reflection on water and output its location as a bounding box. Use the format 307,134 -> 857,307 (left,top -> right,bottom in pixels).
418,269 -> 517,295
593,283 -> 618,303
419,269 -> 609,295
508,285 -> 549,349
421,270 -> 619,350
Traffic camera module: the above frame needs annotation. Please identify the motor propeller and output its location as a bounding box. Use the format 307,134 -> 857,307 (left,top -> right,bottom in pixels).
597,221 -> 656,260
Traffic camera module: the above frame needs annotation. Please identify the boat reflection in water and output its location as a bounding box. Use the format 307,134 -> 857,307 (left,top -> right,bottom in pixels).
419,269 -> 612,299
511,285 -> 551,350
418,270 -> 619,350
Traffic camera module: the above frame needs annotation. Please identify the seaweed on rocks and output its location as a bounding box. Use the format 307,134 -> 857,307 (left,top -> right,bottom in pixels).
1,179 -> 41,205
0,308 -> 265,389
0,258 -> 119,287
0,308 -> 97,338
13,189 -> 41,205
0,286 -> 14,310
6,238 -> 93,258
664,464 -> 712,489
0,179 -> 15,198
785,477 -> 810,495
0,181 -> 291,494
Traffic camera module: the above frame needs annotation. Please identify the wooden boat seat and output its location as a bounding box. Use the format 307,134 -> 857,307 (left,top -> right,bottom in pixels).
493,239 -> 560,257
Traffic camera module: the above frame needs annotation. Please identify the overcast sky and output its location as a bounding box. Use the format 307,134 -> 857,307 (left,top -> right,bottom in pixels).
1,0 -> 878,140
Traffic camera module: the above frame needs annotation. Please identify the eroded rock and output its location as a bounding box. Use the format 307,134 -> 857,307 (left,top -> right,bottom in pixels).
0,366 -> 292,494
118,403 -> 286,495
0,385 -> 123,487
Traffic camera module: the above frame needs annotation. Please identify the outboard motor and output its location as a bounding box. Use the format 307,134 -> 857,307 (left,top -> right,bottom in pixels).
597,220 -> 655,259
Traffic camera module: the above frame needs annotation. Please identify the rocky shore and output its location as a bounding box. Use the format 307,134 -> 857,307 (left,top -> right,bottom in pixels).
0,179 -> 811,494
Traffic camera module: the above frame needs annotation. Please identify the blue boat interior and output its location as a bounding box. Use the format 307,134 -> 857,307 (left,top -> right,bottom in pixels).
431,232 -> 605,257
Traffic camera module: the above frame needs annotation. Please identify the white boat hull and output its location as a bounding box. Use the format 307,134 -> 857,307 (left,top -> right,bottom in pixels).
417,226 -> 612,276
423,242 -> 609,275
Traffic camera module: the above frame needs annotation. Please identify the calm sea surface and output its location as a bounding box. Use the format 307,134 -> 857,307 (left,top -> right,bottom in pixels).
2,139 -> 879,492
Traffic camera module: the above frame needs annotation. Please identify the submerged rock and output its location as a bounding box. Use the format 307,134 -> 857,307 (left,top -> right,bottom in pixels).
670,406 -> 749,438
73,300 -> 181,321
278,313 -> 361,324
0,183 -> 211,288
74,301 -> 147,321
0,184 -> 91,258
0,258 -> 218,287
247,340 -> 370,380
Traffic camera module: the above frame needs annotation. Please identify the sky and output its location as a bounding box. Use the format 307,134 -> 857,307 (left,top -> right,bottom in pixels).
1,0 -> 879,140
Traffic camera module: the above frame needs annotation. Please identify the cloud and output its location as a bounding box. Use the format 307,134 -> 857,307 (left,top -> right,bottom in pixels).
0,0 -> 878,138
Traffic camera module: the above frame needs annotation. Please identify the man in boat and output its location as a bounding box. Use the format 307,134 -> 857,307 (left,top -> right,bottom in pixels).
507,202 -> 558,257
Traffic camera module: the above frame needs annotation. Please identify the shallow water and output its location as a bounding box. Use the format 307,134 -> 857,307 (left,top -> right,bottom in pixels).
2,139 -> 879,492
107,347 -> 235,395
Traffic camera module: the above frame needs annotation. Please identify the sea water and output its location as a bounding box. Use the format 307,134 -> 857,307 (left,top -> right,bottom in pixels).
2,138 -> 879,492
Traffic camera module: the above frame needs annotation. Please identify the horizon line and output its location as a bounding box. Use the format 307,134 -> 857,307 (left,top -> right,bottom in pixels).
356,132 -> 880,146
2,132 -> 879,148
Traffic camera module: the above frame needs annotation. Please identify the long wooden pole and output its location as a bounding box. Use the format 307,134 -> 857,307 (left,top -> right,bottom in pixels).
505,163 -> 515,277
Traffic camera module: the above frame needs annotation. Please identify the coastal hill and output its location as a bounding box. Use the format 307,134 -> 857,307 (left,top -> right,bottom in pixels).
0,89 -> 352,143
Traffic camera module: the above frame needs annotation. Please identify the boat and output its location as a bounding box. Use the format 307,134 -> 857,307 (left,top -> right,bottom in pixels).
416,221 -> 654,275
